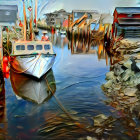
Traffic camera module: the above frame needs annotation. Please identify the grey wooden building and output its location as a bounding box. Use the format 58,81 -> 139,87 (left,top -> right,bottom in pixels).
45,9 -> 70,27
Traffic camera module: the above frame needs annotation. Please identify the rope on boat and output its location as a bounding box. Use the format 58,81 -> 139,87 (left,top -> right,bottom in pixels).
3,47 -> 10,56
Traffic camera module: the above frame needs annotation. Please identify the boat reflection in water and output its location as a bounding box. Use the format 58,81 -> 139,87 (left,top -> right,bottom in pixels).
10,69 -> 56,104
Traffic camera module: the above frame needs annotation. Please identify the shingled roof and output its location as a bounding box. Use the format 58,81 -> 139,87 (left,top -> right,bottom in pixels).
115,7 -> 140,14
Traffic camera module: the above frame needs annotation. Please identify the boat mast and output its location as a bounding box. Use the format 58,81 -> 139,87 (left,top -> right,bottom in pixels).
35,0 -> 38,29
23,1 -> 27,41
28,0 -> 34,41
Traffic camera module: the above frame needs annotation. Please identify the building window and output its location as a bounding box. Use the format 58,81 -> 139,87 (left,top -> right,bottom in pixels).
27,45 -> 34,50
36,45 -> 42,50
75,13 -> 77,17
128,14 -> 133,17
16,45 -> 25,50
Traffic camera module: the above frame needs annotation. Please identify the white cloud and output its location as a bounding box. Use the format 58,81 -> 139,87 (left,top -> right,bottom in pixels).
60,0 -> 137,13
0,0 -> 138,19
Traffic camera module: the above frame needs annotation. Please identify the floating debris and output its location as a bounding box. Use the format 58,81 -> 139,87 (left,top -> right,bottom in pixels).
93,114 -> 108,127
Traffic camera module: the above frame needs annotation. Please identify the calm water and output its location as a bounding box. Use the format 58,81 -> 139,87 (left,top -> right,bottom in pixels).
1,31 -> 137,140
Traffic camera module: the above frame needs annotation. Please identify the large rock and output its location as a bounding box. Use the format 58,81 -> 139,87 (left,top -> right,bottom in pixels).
124,88 -> 137,97
106,71 -> 115,80
132,48 -> 140,53
131,59 -> 139,72
134,73 -> 140,85
137,84 -> 140,91
122,69 -> 134,81
93,114 -> 108,127
123,59 -> 132,69
135,54 -> 140,60
114,65 -> 124,76
114,84 -> 121,90
103,80 -> 113,89
136,62 -> 140,71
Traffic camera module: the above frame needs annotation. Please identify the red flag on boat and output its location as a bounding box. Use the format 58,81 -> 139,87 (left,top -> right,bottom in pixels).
34,19 -> 36,24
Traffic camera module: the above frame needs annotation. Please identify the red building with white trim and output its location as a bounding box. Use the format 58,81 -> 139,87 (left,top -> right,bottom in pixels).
112,7 -> 140,38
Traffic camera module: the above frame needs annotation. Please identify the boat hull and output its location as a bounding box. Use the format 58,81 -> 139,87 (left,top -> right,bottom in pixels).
10,69 -> 56,104
10,54 -> 56,79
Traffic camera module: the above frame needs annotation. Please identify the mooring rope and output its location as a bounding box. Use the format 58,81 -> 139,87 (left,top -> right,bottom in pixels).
45,78 -> 91,133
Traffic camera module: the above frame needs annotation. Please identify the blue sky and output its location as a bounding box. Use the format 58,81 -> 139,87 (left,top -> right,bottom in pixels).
0,0 -> 139,19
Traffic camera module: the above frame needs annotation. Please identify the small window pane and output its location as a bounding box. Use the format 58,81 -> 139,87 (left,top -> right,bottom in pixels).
44,45 -> 50,50
27,45 -> 34,50
21,45 -> 25,50
16,45 -> 25,50
36,45 -> 42,50
16,45 -> 20,50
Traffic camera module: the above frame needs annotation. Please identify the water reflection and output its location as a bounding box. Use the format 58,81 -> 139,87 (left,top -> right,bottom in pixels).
4,31 -> 111,139
67,31 -> 109,65
0,72 -> 7,139
51,33 -> 69,48
10,69 -> 56,104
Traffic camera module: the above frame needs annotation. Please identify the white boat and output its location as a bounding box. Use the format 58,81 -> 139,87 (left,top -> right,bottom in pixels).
10,69 -> 56,104
10,40 -> 56,79
60,30 -> 66,35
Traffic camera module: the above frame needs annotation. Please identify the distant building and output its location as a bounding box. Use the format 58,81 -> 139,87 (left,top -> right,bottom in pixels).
45,9 -> 70,28
99,13 -> 113,24
70,10 -> 100,30
113,7 -> 140,38
72,10 -> 99,21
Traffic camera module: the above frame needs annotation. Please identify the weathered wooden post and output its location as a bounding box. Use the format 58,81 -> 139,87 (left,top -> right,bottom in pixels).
68,15 -> 71,31
0,70 -> 7,140
0,5 -> 18,69
0,5 -> 18,136
71,30 -> 74,54
23,2 -> 27,41
6,27 -> 9,54
105,52 -> 108,66
0,27 -> 3,68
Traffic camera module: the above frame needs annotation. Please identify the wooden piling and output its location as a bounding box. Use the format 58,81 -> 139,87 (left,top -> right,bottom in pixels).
7,27 -> 9,54
23,1 -> 27,41
0,26 -> 3,68
71,31 -> 74,54
29,10 -> 34,40
35,0 -> 38,29
0,71 -> 7,139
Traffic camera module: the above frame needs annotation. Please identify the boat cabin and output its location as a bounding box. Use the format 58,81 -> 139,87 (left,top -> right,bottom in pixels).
11,41 -> 54,56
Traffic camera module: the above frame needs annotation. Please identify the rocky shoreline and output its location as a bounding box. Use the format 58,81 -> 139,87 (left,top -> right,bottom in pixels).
102,55 -> 140,107
98,39 -> 140,139
103,38 -> 140,108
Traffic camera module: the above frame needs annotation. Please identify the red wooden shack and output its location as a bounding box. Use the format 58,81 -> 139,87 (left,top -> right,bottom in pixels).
112,7 -> 140,38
